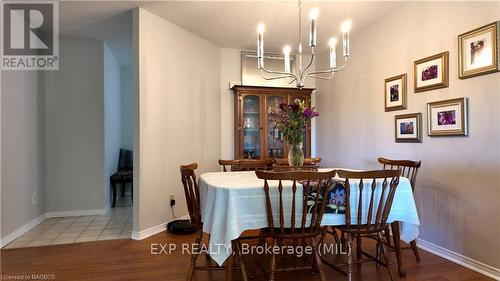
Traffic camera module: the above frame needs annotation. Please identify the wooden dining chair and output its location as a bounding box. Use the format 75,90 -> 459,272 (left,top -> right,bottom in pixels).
272,157 -> 322,171
180,163 -> 248,281
218,159 -> 273,172
378,157 -> 422,262
254,169 -> 336,281
321,169 -> 401,281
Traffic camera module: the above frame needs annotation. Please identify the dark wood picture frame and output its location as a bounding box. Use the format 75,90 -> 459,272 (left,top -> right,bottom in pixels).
458,21 -> 500,79
427,97 -> 468,136
384,74 -> 407,112
395,113 -> 422,143
414,51 -> 449,93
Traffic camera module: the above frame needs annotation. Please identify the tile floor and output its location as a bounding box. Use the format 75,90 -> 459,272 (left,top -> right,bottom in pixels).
4,205 -> 132,249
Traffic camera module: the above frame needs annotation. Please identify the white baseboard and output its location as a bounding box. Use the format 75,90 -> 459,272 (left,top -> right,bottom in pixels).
0,213 -> 47,248
45,207 -> 110,218
417,238 -> 500,280
131,215 -> 189,241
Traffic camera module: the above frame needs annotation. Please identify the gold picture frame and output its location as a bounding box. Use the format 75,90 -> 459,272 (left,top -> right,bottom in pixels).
414,51 -> 449,93
427,97 -> 468,136
458,21 -> 500,79
395,113 -> 422,143
384,74 -> 407,112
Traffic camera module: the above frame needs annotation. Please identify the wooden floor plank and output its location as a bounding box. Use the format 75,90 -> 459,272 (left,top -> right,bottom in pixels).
1,231 -> 494,281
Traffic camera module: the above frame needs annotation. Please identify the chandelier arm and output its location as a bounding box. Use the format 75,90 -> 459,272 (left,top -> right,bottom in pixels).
304,60 -> 349,80
299,51 -> 315,81
308,73 -> 334,80
260,74 -> 295,81
259,61 -> 298,79
303,68 -> 333,80
259,69 -> 297,81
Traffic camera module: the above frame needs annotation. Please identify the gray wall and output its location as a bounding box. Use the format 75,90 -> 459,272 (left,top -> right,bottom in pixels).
120,66 -> 133,151
44,38 -> 106,212
1,37 -> 127,241
315,2 -> 500,268
1,71 -> 45,237
134,8 -> 221,231
104,44 -> 123,207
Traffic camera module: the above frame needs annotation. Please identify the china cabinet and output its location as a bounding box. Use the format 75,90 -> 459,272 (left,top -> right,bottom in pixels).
231,85 -> 314,159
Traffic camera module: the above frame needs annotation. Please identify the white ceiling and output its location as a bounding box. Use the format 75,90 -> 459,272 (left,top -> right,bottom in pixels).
59,1 -> 407,66
143,1 -> 406,53
60,1 -> 137,66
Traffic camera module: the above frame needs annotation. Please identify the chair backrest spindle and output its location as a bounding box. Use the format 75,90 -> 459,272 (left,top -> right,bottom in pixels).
255,170 -> 336,239
378,157 -> 421,192
337,169 -> 401,234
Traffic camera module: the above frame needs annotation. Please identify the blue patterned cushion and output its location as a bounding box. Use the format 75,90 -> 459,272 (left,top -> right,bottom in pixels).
300,180 -> 346,214
325,181 -> 346,214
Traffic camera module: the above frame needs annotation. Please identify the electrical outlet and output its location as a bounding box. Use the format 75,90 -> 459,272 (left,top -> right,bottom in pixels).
32,192 -> 38,205
169,194 -> 175,207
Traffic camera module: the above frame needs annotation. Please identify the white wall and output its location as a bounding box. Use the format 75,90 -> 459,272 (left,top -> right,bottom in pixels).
1,71 -> 45,239
104,44 -> 123,207
121,66 -> 133,151
135,8 -> 221,232
315,2 -> 500,268
44,38 -> 106,212
220,48 -> 240,160
220,48 -> 317,160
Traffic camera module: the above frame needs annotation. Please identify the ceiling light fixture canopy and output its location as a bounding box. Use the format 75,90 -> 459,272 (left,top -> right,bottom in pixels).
256,0 -> 351,88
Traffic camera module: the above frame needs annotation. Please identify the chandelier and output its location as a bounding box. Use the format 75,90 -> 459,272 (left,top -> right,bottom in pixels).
256,1 -> 351,88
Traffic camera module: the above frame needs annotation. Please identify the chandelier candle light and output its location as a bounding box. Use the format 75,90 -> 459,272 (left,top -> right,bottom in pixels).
256,1 -> 351,88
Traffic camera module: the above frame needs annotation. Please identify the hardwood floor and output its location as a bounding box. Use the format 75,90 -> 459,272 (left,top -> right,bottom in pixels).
1,231 -> 493,281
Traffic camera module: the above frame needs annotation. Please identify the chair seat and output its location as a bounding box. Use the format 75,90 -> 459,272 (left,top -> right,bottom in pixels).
334,223 -> 387,235
261,227 -> 322,239
110,170 -> 133,181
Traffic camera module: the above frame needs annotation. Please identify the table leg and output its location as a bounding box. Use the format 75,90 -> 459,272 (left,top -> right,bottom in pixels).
390,222 -> 406,277
235,240 -> 249,281
410,240 -> 421,262
226,243 -> 235,281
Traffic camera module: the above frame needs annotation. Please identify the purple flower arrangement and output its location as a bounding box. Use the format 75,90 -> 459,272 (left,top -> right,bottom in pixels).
269,99 -> 319,145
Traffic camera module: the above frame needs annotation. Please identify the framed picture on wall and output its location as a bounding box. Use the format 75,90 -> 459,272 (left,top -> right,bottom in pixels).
414,51 -> 449,92
384,74 -> 407,112
395,113 -> 422,143
427,97 -> 468,136
458,21 -> 500,79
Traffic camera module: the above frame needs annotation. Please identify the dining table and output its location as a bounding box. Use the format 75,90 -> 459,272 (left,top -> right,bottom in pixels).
198,168 -> 421,276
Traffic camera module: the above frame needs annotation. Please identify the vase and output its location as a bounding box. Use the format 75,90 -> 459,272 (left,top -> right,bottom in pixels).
288,142 -> 304,169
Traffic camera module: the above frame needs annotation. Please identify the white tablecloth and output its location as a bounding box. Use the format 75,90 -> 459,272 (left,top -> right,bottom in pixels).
199,169 -> 420,266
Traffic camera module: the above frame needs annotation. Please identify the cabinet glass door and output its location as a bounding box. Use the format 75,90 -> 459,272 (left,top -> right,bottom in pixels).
266,95 -> 286,158
242,95 -> 261,159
